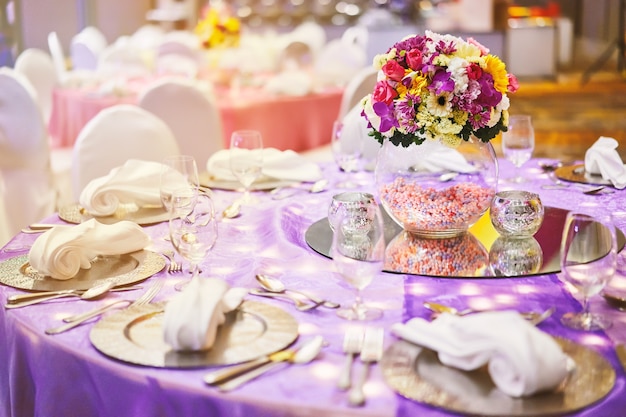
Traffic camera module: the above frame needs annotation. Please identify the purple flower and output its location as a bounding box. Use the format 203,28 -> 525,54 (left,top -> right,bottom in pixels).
435,39 -> 457,55
469,107 -> 491,130
475,73 -> 502,107
429,70 -> 455,95
373,101 -> 399,133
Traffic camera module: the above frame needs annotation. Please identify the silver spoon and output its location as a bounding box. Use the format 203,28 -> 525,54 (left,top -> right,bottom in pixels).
222,200 -> 241,219
4,281 -> 116,309
255,274 -> 340,309
271,179 -> 329,200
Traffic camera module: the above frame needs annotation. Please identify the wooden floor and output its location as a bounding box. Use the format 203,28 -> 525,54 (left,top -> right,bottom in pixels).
494,71 -> 626,162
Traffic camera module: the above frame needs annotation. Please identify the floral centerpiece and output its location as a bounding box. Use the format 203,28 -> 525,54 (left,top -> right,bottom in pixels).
363,31 -> 519,238
361,30 -> 518,148
194,4 -> 241,49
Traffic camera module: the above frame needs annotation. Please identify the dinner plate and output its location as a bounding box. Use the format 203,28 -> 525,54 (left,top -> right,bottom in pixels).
381,338 -> 615,416
554,164 -> 612,186
199,171 -> 297,191
58,203 -> 169,225
0,251 -> 165,291
90,300 -> 299,368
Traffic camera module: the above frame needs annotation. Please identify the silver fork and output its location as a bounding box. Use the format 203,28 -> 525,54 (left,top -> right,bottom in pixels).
337,327 -> 364,390
162,251 -> 182,273
45,280 -> 164,335
348,327 -> 384,407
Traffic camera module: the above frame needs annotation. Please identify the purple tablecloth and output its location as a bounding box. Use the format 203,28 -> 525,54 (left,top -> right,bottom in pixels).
1,158 -> 626,417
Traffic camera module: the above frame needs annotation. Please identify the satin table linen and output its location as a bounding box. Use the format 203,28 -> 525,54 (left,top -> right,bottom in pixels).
1,158 -> 626,417
48,82 -> 342,153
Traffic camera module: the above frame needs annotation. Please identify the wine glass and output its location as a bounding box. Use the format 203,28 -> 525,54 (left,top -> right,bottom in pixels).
501,115 -> 534,183
559,211 -> 617,330
331,120 -> 363,188
330,196 -> 385,320
169,188 -> 218,291
229,130 -> 263,204
160,155 -> 199,213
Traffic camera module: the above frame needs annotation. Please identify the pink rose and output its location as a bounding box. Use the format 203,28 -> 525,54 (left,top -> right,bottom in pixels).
507,74 -> 519,93
468,37 -> 490,55
382,60 -> 405,82
372,81 -> 398,105
467,63 -> 482,80
405,49 -> 423,71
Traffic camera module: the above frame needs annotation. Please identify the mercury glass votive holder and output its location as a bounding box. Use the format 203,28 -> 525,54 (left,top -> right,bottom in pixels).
490,190 -> 544,238
328,192 -> 377,234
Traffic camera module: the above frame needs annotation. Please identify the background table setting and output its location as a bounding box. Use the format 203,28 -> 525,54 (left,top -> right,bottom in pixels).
1,146 -> 626,417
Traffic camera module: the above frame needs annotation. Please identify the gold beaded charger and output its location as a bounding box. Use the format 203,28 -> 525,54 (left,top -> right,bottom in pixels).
555,164 -> 612,186
58,203 -> 169,225
381,338 -> 615,416
0,251 -> 165,291
90,300 -> 299,368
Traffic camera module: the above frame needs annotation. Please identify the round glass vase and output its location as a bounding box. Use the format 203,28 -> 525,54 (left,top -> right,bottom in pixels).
375,136 -> 498,238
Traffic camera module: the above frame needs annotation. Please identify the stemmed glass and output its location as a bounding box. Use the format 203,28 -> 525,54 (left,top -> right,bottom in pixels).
169,188 -> 218,291
330,194 -> 385,320
331,120 -> 363,188
229,130 -> 263,204
159,155 -> 199,213
501,115 -> 534,183
559,211 -> 617,330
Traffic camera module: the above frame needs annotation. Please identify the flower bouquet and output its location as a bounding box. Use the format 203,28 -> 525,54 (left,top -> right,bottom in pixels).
194,4 -> 241,49
361,30 -> 518,148
364,31 -> 519,238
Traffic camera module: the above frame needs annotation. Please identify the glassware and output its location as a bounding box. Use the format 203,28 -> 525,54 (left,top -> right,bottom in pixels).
229,130 -> 263,204
159,155 -> 199,213
501,114 -> 534,183
331,120 -> 362,188
490,190 -> 544,238
169,189 -> 218,290
559,212 -> 617,330
327,191 -> 376,233
331,197 -> 385,321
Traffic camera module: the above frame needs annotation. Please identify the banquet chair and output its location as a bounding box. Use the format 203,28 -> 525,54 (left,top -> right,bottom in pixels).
276,40 -> 314,72
71,26 -> 108,71
337,66 -> 378,119
154,53 -> 199,78
156,39 -> 199,63
138,79 -> 223,166
0,68 -> 56,246
97,44 -> 152,77
71,104 -> 180,200
14,48 -> 58,124
47,31 -> 68,82
315,39 -> 368,88
130,24 -> 165,51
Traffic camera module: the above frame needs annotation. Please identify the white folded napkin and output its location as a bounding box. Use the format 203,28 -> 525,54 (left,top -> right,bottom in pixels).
584,136 -> 626,189
162,277 -> 247,351
28,219 -> 151,280
391,311 -> 570,397
206,148 -> 323,183
80,159 -> 168,216
409,140 -> 477,174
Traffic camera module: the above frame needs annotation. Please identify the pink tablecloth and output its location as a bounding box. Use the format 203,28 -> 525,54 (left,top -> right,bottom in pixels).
48,84 -> 343,153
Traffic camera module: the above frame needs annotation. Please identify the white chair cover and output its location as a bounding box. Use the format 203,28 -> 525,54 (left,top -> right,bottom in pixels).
337,66 -> 378,119
71,104 -> 180,200
14,48 -> 58,123
97,44 -> 152,77
156,39 -> 199,63
315,39 -> 367,87
0,68 -> 56,246
71,26 -> 108,71
130,24 -> 165,51
138,79 -> 223,166
276,40 -> 314,72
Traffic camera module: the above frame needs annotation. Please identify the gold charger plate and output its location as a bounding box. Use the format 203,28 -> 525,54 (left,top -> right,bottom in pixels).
90,300 -> 299,368
58,203 -> 169,225
199,171 -> 297,191
0,251 -> 165,291
381,338 -> 615,416
554,164 -> 612,186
